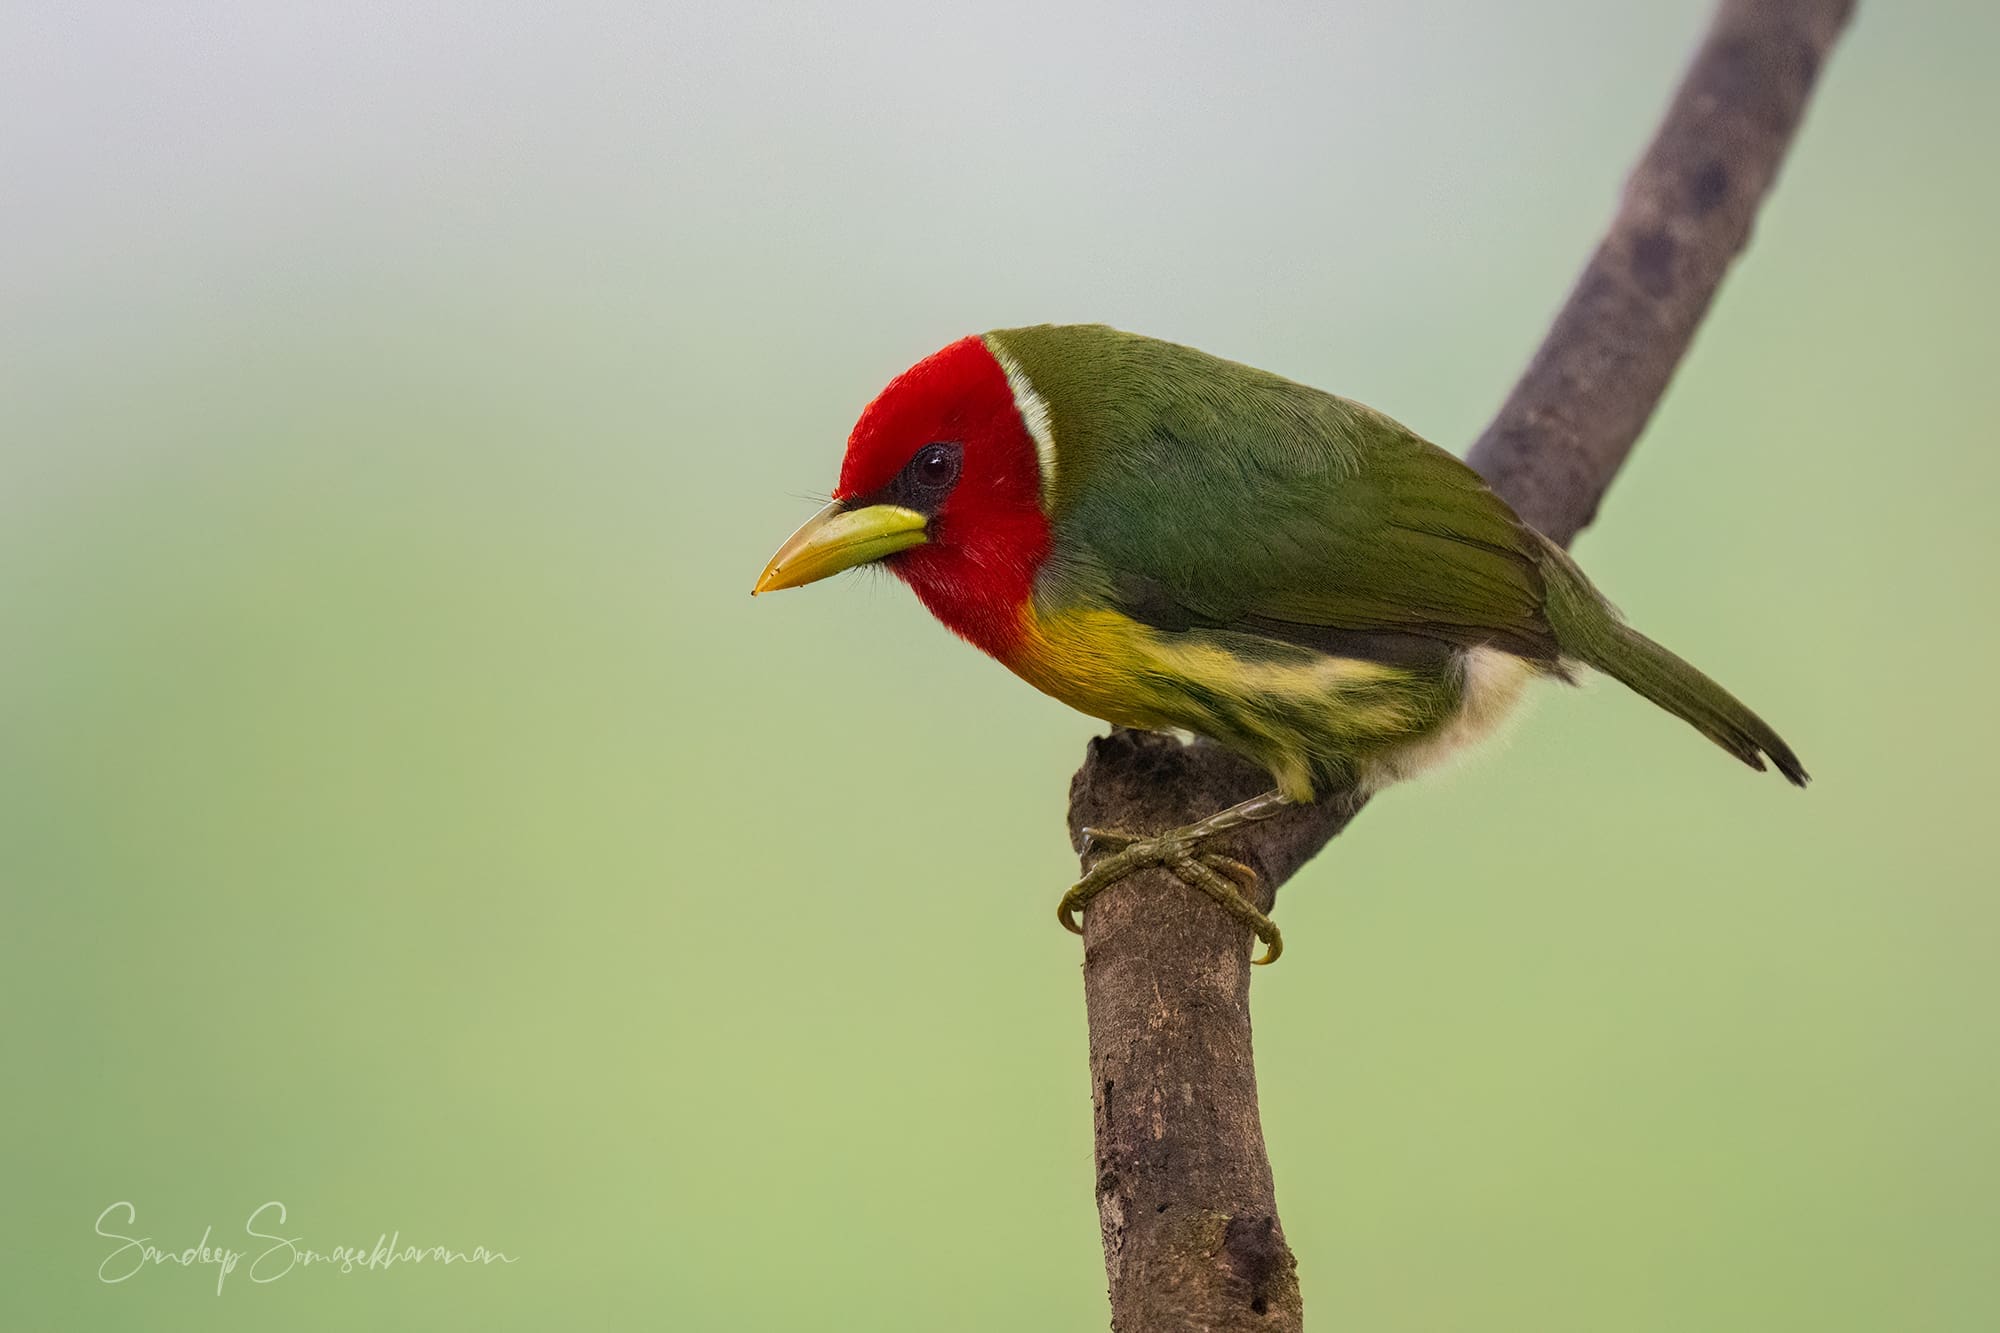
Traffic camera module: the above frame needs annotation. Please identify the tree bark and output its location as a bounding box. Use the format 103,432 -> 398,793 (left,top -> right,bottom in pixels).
1067,3 -> 1855,1328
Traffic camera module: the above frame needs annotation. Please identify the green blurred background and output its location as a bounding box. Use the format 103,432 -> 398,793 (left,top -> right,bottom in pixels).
4,2 -> 1995,1328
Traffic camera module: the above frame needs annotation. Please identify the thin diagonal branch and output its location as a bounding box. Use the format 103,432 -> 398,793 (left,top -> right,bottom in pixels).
1066,3 -> 1855,1328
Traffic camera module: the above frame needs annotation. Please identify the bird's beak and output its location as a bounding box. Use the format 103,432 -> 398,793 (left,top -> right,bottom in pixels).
752,500 -> 928,594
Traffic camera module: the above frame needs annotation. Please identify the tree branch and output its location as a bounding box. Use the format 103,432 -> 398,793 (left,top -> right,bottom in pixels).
1066,2 -> 1855,1328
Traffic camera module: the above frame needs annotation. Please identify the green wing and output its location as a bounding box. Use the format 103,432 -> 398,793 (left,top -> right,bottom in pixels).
992,324 -> 1558,663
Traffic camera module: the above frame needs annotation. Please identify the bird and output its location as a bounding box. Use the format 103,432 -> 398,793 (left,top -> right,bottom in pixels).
753,324 -> 1806,962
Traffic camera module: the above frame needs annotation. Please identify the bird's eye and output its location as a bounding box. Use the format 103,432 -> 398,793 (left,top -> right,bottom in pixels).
910,443 -> 961,492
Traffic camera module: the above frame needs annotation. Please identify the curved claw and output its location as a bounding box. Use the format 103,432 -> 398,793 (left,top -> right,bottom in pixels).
1194,854 -> 1280,963
1060,844 -> 1151,935
1175,855 -> 1283,965
1192,856 -> 1272,960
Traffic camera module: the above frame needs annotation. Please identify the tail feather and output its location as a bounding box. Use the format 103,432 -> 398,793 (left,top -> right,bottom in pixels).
1534,538 -> 1808,787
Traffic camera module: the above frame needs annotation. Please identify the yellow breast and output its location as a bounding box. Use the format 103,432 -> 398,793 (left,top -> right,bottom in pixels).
1001,601 -> 1434,800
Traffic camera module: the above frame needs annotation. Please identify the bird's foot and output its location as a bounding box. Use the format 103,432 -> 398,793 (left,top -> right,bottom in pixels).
1061,827 -> 1281,964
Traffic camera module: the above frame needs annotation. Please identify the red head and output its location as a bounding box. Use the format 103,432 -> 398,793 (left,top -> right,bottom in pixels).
755,335 -> 1052,658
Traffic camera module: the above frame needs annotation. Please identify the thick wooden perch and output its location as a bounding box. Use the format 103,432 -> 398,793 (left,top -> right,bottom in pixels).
1066,2 -> 1855,1328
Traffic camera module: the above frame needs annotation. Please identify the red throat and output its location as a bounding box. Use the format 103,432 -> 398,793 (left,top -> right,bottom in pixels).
835,336 -> 1052,659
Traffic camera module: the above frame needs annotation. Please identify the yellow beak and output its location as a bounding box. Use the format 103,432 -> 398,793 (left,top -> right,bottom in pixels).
752,501 -> 929,594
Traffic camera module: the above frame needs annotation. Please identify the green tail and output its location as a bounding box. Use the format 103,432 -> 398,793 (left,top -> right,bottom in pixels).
1533,537 -> 1808,787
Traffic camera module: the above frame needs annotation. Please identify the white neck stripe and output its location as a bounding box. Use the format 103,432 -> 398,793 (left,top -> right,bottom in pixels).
987,341 -> 1057,505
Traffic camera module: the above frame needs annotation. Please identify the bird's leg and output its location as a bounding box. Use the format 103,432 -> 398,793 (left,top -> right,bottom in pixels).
1062,789 -> 1295,964
1080,789 -> 1295,855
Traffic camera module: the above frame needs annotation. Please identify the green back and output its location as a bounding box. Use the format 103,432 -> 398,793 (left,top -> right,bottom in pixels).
987,324 -> 1557,661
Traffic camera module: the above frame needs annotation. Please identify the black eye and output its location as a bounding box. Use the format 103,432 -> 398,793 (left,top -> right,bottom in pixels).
908,442 -> 961,493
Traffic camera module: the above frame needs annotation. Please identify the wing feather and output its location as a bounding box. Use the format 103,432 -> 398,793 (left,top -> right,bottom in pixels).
994,325 -> 1557,664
